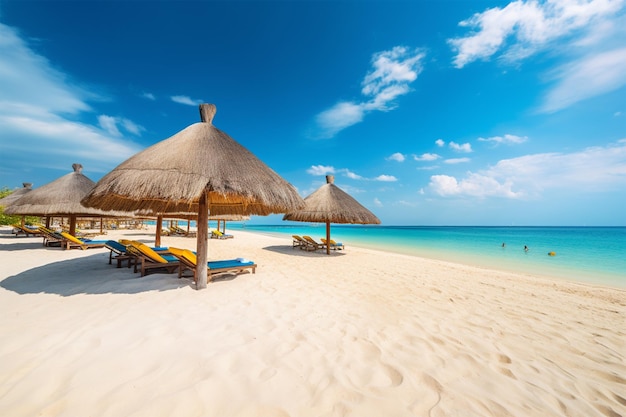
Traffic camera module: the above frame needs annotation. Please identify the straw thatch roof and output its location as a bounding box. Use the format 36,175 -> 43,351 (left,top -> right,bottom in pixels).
283,175 -> 380,255
4,164 -> 118,218
0,183 -> 33,207
283,176 -> 380,225
81,104 -> 303,216
208,214 -> 250,221
82,103 -> 304,289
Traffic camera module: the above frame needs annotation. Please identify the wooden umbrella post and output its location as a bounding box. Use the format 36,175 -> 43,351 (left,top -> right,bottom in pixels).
196,191 -> 209,289
326,220 -> 331,255
155,215 -> 163,247
69,214 -> 77,237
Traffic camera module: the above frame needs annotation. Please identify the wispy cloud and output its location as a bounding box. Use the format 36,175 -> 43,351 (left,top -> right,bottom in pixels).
429,140 -> 626,198
306,165 -> 395,182
444,157 -> 471,164
98,115 -> 145,137
435,139 -> 445,147
344,170 -> 364,180
478,133 -> 528,145
142,92 -> 156,100
429,173 -> 520,198
0,22 -> 142,177
307,165 -> 335,176
414,153 -> 441,161
98,115 -> 121,137
449,0 -> 626,112
448,0 -> 623,68
171,95 -> 204,106
387,152 -> 406,162
539,47 -> 626,113
314,46 -> 425,138
449,141 -> 473,153
375,174 -> 397,182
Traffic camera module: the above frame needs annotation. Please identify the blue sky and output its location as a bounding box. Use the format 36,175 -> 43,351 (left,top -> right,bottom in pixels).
0,0 -> 625,226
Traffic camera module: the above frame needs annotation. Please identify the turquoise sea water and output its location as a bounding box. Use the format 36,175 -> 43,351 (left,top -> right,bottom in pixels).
226,224 -> 626,289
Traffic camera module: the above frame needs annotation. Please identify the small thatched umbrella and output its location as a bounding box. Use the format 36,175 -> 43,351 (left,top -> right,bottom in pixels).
5,164 -> 122,235
209,213 -> 250,234
0,183 -> 34,227
0,183 -> 34,207
82,103 -> 304,289
283,175 -> 381,254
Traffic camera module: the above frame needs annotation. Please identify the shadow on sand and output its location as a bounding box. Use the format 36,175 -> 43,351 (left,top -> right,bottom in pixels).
0,232 -> 48,251
1,252 -> 192,296
262,245 -> 346,257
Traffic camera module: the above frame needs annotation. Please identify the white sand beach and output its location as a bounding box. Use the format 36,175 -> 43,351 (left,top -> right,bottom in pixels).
0,225 -> 624,417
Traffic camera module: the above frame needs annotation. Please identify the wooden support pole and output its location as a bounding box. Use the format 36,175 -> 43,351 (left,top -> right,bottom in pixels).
196,191 -> 209,289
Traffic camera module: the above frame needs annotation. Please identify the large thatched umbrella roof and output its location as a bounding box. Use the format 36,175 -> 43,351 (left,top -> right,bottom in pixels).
283,175 -> 380,254
82,103 -> 304,289
0,183 -> 33,207
5,164 -> 124,235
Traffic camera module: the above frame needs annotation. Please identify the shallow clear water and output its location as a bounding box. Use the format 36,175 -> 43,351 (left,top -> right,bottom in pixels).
227,224 -> 626,289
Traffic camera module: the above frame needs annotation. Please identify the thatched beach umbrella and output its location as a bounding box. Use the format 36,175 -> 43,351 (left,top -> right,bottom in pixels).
82,103 -> 304,289
5,164 -> 120,235
0,183 -> 34,207
209,213 -> 250,234
0,183 -> 34,227
283,175 -> 381,254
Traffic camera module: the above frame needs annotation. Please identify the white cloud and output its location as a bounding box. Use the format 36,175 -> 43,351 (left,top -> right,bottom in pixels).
414,153 -> 441,161
98,115 -> 121,137
539,47 -> 626,113
435,139 -> 445,147
478,134 -> 528,145
98,115 -> 144,137
307,165 -> 335,176
429,140 -> 626,198
314,46 -> 425,138
0,23 -> 142,177
448,0 -> 624,68
343,169 -> 364,180
449,0 -> 626,112
121,118 -> 144,136
387,152 -> 405,162
315,102 -> 365,138
361,46 -> 423,99
142,92 -> 156,100
449,141 -> 473,153
444,157 -> 471,164
375,174 -> 398,182
429,173 -> 521,198
171,95 -> 203,106
373,198 -> 383,207
0,23 -> 91,114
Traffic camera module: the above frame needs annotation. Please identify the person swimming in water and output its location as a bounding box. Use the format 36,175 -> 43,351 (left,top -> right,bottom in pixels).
524,245 -> 529,252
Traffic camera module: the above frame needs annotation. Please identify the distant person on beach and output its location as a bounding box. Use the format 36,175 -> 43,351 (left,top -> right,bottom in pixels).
524,245 -> 529,252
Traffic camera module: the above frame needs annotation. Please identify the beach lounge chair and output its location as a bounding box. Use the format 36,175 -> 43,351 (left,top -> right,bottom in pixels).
303,235 -> 326,251
292,235 -> 316,250
292,235 -> 306,248
125,241 -> 180,277
59,232 -> 108,250
168,247 -> 256,283
38,227 -> 64,247
104,240 -> 133,268
12,224 -> 42,237
170,225 -> 197,237
211,230 -> 233,239
321,238 -> 345,250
